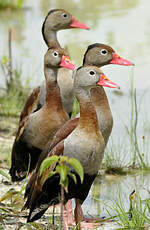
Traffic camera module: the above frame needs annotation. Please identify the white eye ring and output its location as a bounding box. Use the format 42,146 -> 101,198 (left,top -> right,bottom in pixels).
62,13 -> 68,18
100,49 -> 108,55
89,70 -> 96,76
53,51 -> 58,57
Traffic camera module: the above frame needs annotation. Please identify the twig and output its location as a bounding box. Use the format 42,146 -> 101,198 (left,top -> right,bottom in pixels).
133,89 -> 146,168
52,204 -> 55,225
60,186 -> 64,230
8,28 -> 13,86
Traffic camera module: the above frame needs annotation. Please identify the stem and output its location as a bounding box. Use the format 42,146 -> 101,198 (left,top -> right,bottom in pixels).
133,89 -> 146,168
52,205 -> 55,225
8,28 -> 13,90
60,186 -> 64,230
130,73 -> 136,166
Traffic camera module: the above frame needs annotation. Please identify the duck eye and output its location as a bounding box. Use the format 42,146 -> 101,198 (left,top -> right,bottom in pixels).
89,70 -> 95,76
53,51 -> 58,57
62,13 -> 68,18
101,49 -> 108,55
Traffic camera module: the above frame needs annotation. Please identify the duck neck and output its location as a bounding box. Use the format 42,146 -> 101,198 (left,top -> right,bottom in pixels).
42,25 -> 60,48
75,87 -> 99,131
44,67 -> 62,109
90,86 -> 113,144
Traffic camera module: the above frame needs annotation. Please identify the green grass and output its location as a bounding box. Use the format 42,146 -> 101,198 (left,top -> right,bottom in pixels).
0,0 -> 24,9
0,87 -> 29,117
103,138 -> 129,175
0,55 -> 30,117
102,69 -> 149,174
105,191 -> 150,229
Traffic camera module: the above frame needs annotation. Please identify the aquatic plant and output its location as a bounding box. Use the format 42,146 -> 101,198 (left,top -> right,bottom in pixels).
0,29 -> 30,117
103,138 -> 129,175
105,190 -> 150,229
124,70 -> 147,169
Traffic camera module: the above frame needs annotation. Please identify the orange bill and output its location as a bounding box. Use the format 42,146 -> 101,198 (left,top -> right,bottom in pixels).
97,73 -> 120,89
60,56 -> 76,70
70,16 -> 89,30
110,52 -> 134,66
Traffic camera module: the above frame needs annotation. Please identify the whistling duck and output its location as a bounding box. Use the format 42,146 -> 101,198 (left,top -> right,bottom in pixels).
33,43 -> 134,164
9,47 -> 75,182
20,9 -> 89,121
25,66 -> 119,229
24,43 -> 134,227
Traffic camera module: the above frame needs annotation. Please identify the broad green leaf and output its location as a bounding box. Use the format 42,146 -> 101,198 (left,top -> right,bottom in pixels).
40,155 -> 59,176
60,177 -> 69,192
56,164 -> 68,182
68,172 -> 77,184
68,158 -> 84,183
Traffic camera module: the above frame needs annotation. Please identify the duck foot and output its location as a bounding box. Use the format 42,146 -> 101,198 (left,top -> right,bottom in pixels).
83,216 -> 105,223
80,221 -> 103,229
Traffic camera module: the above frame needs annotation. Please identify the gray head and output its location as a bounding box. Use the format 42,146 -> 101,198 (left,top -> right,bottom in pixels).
42,9 -> 73,33
74,66 -> 119,90
42,9 -> 89,46
44,47 -> 75,70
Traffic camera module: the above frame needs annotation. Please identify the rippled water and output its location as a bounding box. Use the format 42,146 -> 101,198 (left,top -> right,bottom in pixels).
0,0 -> 150,219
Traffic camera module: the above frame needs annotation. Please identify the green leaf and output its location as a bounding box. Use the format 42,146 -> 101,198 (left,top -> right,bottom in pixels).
59,156 -> 68,163
45,171 -> 57,182
68,172 -> 77,184
60,177 -> 69,192
40,155 -> 59,176
0,169 -> 10,180
56,164 -> 68,183
2,55 -> 7,65
29,222 -> 45,229
68,158 -> 84,183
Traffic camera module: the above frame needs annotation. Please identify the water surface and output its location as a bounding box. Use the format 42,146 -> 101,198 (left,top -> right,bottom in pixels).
0,0 -> 150,220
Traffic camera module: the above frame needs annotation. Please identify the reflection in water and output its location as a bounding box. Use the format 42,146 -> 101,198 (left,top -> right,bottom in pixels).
84,171 -> 150,217
0,0 -> 150,219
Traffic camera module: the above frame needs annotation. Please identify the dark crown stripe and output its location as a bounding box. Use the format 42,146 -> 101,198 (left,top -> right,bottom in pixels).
83,43 -> 104,65
42,9 -> 58,45
76,66 -> 83,71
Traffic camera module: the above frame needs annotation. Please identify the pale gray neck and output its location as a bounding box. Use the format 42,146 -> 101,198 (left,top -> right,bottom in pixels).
43,25 -> 60,48
44,67 -> 58,85
74,86 -> 91,104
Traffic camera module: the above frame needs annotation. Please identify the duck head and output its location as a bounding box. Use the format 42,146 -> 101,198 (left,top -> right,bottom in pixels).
83,43 -> 134,67
44,47 -> 75,70
74,66 -> 119,90
42,9 -> 89,33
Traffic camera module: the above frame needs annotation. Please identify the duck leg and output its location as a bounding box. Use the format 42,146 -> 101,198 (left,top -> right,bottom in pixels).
65,199 -> 75,226
62,200 -> 75,230
74,199 -> 103,229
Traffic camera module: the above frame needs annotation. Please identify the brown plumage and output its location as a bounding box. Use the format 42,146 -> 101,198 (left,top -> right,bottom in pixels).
25,43 -> 134,185
9,47 -> 75,182
24,66 -> 119,227
21,9 -> 89,119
